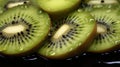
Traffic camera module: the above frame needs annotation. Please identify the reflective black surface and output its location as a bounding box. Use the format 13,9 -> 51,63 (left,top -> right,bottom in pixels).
1,49 -> 120,67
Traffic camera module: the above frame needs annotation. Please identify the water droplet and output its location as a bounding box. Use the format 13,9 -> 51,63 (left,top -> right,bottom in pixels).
19,47 -> 24,51
75,55 -> 79,58
50,52 -> 56,56
66,58 -> 72,60
86,32 -> 90,36
39,10 -> 42,14
104,52 -> 109,55
77,9 -> 82,12
98,61 -> 102,64
104,61 -> 120,64
21,5 -> 28,8
47,8 -> 52,11
46,49 -> 56,56
115,40 -> 120,45
69,48 -> 73,51
89,19 -> 94,22
114,50 -> 117,53
82,53 -> 87,56
118,50 -> 120,52
78,42 -> 82,46
0,10 -> 3,14
24,5 -> 28,8
107,5 -> 112,8
106,10 -> 111,13
22,54 -> 38,61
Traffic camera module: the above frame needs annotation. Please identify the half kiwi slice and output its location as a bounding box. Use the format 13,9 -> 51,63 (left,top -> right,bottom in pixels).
38,9 -> 96,59
86,6 -> 120,53
0,5 -> 51,56
30,0 -> 81,16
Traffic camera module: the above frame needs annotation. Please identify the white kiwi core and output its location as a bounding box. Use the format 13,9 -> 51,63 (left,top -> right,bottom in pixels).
7,1 -> 29,8
97,24 -> 107,34
52,24 -> 70,40
2,24 -> 25,34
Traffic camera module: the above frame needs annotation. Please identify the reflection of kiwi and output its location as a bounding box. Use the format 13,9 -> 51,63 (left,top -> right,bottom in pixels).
83,0 -> 120,9
84,0 -> 119,5
0,5 -> 51,56
87,7 -> 120,53
38,9 -> 96,59
30,0 -> 81,17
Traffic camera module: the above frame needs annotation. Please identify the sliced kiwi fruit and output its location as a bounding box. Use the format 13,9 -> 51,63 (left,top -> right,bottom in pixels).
83,0 -> 120,9
0,5 -> 51,56
86,7 -> 120,53
38,9 -> 96,59
30,0 -> 81,17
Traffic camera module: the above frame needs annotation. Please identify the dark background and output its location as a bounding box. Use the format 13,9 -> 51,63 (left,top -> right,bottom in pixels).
1,51 -> 120,67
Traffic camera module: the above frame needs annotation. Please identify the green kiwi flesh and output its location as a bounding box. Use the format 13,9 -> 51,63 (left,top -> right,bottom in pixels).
0,0 -> 8,13
38,9 -> 96,59
30,0 -> 81,16
87,7 -> 120,53
0,5 -> 51,56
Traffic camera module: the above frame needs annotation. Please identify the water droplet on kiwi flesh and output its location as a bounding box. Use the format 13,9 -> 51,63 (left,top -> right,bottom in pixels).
39,10 -> 42,14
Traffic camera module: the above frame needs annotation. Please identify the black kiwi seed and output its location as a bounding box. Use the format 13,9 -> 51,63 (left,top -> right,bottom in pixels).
101,0 -> 104,3
0,5 -> 51,56
38,9 -> 96,59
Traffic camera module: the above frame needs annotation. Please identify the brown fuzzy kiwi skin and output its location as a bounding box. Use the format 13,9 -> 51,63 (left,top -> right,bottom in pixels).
39,22 -> 97,60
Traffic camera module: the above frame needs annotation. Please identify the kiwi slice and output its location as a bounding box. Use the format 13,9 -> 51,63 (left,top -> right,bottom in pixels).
86,7 -> 120,53
30,0 -> 81,16
0,5 -> 51,56
38,9 -> 96,59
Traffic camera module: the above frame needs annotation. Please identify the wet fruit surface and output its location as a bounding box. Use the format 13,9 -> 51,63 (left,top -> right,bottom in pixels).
1,50 -> 120,67
0,0 -> 120,67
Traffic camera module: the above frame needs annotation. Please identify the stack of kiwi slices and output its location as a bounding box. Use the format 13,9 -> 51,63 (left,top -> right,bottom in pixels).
0,0 -> 120,60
